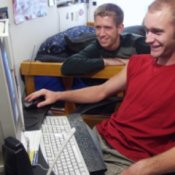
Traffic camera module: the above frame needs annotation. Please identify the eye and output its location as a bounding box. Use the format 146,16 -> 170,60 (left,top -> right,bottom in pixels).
105,26 -> 111,29
154,31 -> 162,35
95,26 -> 101,30
145,28 -> 163,36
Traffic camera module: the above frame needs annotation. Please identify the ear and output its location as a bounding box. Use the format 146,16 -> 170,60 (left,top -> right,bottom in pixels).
118,23 -> 124,34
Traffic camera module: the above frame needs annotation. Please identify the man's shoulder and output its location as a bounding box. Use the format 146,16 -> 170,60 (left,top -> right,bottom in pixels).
120,33 -> 150,54
129,54 -> 153,65
120,33 -> 145,43
127,54 -> 154,75
83,39 -> 103,51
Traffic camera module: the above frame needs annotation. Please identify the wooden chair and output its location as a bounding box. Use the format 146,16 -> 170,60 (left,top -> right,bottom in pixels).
20,61 -> 124,127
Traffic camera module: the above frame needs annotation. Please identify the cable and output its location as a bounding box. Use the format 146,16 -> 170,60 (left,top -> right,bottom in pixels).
34,163 -> 49,171
46,128 -> 76,175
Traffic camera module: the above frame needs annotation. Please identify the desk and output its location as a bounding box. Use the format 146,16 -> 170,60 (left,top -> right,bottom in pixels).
24,109 -> 106,175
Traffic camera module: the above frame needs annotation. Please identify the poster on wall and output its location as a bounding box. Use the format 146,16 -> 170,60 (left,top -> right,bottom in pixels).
13,0 -> 47,24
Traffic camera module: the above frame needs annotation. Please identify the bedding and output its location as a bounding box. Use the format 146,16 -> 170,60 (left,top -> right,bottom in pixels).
36,25 -> 95,62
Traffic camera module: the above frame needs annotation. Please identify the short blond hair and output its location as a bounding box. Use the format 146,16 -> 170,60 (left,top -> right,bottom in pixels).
148,0 -> 175,24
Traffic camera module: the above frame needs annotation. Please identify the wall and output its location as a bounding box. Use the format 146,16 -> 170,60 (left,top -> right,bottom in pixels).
88,0 -> 154,27
1,1 -> 88,91
0,0 -> 60,89
1,1 -> 88,63
7,1 -> 59,61
58,3 -> 87,32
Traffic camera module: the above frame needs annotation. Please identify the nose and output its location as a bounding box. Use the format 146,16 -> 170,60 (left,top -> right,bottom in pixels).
97,28 -> 105,36
145,32 -> 154,44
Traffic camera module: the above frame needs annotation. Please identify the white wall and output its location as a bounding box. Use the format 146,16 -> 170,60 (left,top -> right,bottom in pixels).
1,2 -> 59,61
88,0 -> 154,27
7,1 -> 59,62
0,1 -> 89,90
0,0 -> 60,89
2,1 -> 88,64
58,3 -> 87,32
1,1 -> 88,71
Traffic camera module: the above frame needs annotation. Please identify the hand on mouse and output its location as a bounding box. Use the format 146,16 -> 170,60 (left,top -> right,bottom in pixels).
25,89 -> 59,108
23,96 -> 45,109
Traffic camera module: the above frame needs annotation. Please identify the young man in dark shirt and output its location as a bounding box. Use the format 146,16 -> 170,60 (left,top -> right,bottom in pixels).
61,3 -> 150,76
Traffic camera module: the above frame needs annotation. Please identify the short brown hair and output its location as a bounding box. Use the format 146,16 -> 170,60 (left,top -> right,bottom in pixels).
94,3 -> 124,26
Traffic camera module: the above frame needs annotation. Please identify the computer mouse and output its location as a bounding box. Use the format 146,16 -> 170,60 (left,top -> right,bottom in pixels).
23,96 -> 45,109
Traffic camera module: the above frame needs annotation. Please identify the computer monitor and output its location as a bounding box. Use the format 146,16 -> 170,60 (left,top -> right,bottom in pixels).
0,19 -> 24,156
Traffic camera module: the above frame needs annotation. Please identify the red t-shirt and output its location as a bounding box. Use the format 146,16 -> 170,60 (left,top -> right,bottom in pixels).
97,54 -> 175,161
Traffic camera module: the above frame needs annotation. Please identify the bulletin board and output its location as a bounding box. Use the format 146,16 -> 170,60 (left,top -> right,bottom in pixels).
13,0 -> 47,24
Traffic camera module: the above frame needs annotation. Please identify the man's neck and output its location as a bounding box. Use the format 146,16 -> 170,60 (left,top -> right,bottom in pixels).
157,55 -> 175,65
107,38 -> 120,51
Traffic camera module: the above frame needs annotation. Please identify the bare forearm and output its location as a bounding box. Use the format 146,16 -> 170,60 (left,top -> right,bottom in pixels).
122,147 -> 175,175
26,65 -> 127,108
103,58 -> 129,66
57,85 -> 107,104
143,147 -> 175,174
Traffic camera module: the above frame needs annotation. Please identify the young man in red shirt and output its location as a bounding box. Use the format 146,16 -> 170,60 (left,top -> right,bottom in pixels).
26,0 -> 175,174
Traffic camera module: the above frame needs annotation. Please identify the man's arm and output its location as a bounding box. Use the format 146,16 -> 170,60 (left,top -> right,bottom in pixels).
121,147 -> 175,175
61,41 -> 105,75
25,65 -> 128,107
61,44 -> 129,75
103,58 -> 129,66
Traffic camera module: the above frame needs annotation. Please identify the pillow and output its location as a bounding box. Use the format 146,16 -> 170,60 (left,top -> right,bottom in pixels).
37,25 -> 95,56
64,32 -> 96,53
35,53 -> 69,62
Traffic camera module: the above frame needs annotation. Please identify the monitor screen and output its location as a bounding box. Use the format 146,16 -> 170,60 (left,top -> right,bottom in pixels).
0,34 -> 24,155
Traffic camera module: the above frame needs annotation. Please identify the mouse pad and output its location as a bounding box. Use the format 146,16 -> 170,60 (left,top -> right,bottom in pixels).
23,106 -> 51,130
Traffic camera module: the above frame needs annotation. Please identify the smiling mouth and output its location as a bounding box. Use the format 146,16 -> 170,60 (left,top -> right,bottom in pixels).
151,45 -> 161,51
98,36 -> 108,41
99,39 -> 108,44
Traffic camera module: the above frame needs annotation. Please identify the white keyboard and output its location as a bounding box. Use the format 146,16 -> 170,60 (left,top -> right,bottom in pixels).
40,116 -> 89,175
